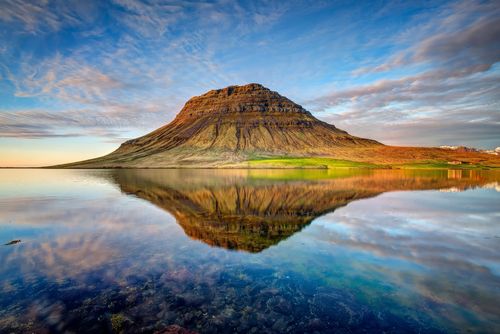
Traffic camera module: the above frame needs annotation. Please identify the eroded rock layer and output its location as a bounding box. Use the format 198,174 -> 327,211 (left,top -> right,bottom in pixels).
64,84 -> 380,167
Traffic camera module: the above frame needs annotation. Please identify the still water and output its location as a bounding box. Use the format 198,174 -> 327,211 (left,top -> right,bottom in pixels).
0,169 -> 499,333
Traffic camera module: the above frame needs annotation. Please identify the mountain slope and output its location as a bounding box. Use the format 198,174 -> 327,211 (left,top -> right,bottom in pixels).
57,83 -> 500,168
59,84 -> 380,168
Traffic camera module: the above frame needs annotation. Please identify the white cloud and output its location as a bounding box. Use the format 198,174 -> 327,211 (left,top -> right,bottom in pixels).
308,1 -> 500,148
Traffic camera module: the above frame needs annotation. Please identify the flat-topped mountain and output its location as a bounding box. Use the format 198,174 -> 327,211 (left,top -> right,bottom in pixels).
58,84 -> 500,168
117,83 -> 379,156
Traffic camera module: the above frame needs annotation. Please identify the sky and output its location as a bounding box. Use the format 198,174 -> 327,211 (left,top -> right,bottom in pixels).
0,0 -> 499,167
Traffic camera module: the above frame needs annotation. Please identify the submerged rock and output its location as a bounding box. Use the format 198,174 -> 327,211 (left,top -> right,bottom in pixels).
155,324 -> 197,334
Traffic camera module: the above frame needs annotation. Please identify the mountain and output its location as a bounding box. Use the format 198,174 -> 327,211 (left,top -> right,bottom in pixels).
59,84 -> 379,168
58,83 -> 500,168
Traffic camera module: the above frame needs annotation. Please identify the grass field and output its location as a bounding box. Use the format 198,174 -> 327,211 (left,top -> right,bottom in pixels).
246,157 -> 383,169
245,157 -> 499,170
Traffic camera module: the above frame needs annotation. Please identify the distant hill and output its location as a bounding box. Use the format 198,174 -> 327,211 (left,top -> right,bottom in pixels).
56,84 -> 500,168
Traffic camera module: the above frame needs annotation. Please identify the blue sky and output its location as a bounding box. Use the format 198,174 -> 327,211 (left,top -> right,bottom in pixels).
0,0 -> 499,166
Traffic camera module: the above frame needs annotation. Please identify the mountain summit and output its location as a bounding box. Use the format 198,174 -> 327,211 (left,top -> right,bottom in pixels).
59,84 -> 500,168
63,84 -> 380,167
117,83 -> 379,154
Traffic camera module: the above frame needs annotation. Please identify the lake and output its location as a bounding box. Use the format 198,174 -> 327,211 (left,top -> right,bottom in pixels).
0,168 -> 499,333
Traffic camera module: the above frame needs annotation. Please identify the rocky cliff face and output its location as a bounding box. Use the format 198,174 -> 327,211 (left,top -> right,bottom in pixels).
179,83 -> 311,118
117,83 -> 379,155
65,84 -> 380,167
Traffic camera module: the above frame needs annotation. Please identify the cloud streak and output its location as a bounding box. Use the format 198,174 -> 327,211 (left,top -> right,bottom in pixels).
353,6 -> 500,75
0,0 -> 499,166
0,0 -> 298,148
0,0 -> 100,33
308,1 -> 500,148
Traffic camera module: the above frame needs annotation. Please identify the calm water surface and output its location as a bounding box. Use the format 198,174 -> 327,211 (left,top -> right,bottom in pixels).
0,169 -> 499,333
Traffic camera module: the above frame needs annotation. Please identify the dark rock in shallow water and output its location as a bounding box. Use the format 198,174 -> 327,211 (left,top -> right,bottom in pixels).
155,324 -> 197,334
177,293 -> 206,307
266,295 -> 292,315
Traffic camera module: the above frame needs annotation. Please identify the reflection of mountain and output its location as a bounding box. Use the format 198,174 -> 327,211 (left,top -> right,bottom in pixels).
107,169 -> 499,252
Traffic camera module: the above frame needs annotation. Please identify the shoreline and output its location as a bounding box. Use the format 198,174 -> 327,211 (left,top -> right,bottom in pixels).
1,165 -> 499,171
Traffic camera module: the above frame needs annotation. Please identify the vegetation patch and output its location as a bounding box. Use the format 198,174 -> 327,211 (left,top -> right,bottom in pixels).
245,157 -> 500,170
110,313 -> 127,333
247,157 -> 383,169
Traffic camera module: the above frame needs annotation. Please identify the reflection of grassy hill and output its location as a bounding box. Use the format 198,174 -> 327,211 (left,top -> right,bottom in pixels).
105,169 -> 499,253
245,157 -> 382,169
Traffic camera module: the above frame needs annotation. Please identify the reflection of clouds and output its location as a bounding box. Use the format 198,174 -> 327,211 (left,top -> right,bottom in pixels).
439,187 -> 461,192
15,233 -> 118,281
483,182 -> 500,192
0,193 -> 184,285
308,190 -> 500,327
440,182 -> 500,192
0,169 -> 499,331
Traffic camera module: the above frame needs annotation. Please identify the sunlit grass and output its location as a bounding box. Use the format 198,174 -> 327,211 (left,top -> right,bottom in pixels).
246,157 -> 499,170
247,157 -> 382,169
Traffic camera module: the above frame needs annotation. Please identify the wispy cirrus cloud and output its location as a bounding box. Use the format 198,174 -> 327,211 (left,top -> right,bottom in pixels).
110,0 -> 185,37
1,52 -> 175,141
0,0 -> 295,146
0,0 -> 499,166
10,56 -> 126,103
311,65 -> 499,110
353,8 -> 500,75
307,0 -> 500,148
0,0 -> 100,33
0,103 -> 168,140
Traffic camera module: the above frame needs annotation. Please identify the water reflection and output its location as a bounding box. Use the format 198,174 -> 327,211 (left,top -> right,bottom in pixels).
107,169 -> 498,252
0,169 -> 498,333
